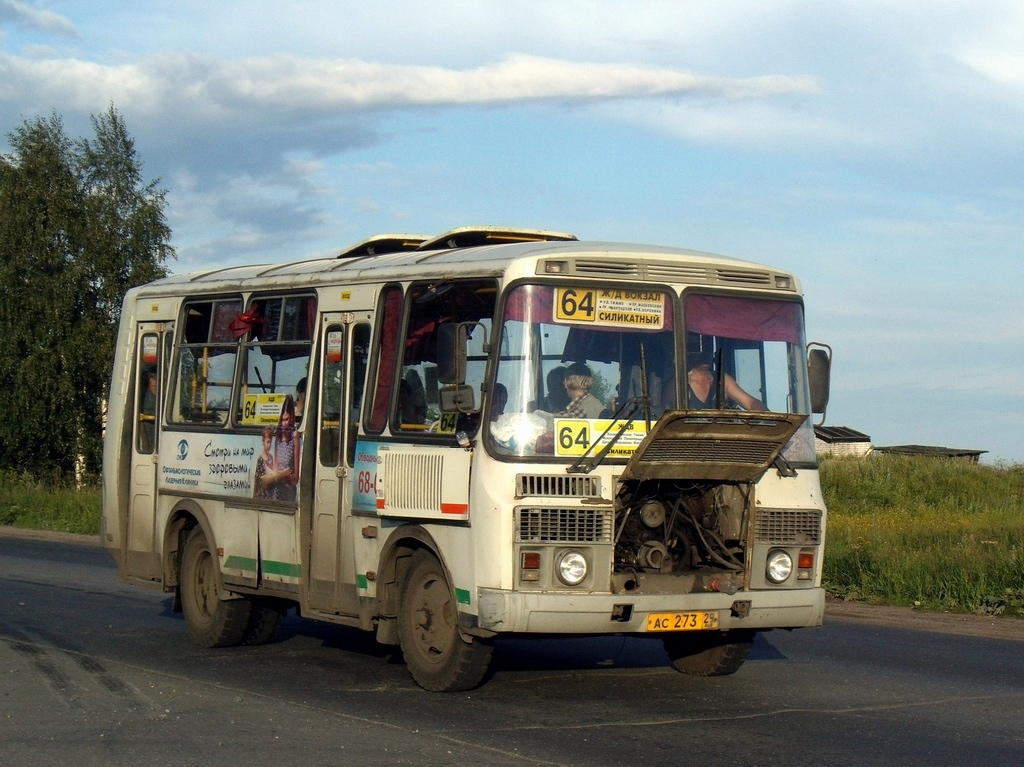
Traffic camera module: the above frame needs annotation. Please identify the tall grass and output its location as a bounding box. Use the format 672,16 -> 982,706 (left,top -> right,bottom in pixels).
821,455 -> 1024,615
2,456 -> 1023,616
0,469 -> 100,535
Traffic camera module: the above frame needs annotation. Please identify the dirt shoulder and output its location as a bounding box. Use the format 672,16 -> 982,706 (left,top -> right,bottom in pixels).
3,525 -> 1020,642
825,598 -> 1023,642
0,525 -> 101,547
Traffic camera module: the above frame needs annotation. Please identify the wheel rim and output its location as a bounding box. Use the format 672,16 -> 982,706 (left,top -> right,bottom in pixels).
190,546 -> 217,624
408,568 -> 456,665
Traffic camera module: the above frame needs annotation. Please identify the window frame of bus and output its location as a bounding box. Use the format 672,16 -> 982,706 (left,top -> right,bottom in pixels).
392,279 -> 498,436
319,321 -> 372,467
135,332 -> 160,454
364,283 -> 403,435
234,292 -> 317,429
171,296 -> 243,425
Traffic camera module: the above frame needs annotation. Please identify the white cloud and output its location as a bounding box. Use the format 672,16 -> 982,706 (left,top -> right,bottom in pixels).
0,0 -> 77,37
0,51 -> 818,125
957,49 -> 1024,90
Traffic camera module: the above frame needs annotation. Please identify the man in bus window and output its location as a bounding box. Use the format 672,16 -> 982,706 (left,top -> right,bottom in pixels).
686,355 -> 764,411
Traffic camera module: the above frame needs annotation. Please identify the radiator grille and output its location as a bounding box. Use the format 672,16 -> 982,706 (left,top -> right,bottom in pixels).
516,474 -> 601,498
640,438 -> 779,464
517,507 -> 613,544
755,509 -> 822,545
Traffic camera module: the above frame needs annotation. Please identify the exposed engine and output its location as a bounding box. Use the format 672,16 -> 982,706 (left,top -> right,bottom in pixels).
613,480 -> 750,577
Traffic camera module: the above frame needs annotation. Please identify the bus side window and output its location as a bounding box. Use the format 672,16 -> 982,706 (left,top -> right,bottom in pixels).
319,326 -> 344,466
396,280 -> 497,434
366,285 -> 402,434
238,295 -> 316,426
136,333 -> 159,453
347,323 -> 370,466
173,299 -> 241,424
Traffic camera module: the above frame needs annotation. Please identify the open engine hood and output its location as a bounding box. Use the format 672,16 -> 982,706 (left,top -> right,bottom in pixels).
619,410 -> 807,484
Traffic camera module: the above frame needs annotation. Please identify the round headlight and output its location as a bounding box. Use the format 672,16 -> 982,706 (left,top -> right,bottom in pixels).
556,550 -> 588,586
766,549 -> 793,584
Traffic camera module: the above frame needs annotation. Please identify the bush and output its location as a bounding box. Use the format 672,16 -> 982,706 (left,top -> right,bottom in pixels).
0,469 -> 100,535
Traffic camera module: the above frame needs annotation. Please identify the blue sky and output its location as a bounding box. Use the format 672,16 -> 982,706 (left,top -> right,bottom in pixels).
2,1 -> 1023,463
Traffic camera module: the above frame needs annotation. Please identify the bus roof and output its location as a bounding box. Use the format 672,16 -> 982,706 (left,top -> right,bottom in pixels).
135,228 -> 800,297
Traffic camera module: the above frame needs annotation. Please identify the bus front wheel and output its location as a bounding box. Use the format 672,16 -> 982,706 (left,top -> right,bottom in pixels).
397,550 -> 492,692
180,527 -> 251,648
662,629 -> 755,676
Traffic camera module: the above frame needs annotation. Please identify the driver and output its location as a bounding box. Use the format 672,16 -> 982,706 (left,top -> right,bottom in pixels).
686,354 -> 764,411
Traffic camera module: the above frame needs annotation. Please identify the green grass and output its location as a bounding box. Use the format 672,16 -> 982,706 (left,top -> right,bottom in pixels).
2,455 -> 1023,617
0,470 -> 100,535
821,455 -> 1024,616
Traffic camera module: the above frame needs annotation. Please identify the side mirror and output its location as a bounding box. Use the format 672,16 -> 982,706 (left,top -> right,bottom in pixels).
439,384 -> 476,414
436,324 -> 465,385
807,343 -> 832,418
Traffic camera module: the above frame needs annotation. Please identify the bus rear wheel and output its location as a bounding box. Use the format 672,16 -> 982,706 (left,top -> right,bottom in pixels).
663,629 -> 755,676
180,527 -> 251,648
397,550 -> 492,692
241,599 -> 286,646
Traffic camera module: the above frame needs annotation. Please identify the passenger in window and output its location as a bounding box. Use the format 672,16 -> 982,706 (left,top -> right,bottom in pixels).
686,355 -> 764,411
295,377 -> 307,422
490,383 -> 508,421
557,362 -> 604,419
140,367 -> 158,449
539,366 -> 570,412
399,369 -> 427,425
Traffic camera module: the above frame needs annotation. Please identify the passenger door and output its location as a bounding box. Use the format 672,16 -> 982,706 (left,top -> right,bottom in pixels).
127,323 -> 172,580
307,313 -> 371,614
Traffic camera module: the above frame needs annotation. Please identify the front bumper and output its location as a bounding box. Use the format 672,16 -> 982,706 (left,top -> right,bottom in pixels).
477,586 -> 825,634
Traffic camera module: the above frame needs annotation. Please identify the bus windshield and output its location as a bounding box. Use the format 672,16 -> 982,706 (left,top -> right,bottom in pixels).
488,283 -> 815,464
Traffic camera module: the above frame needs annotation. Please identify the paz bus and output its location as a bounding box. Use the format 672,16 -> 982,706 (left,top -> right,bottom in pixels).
102,226 -> 832,691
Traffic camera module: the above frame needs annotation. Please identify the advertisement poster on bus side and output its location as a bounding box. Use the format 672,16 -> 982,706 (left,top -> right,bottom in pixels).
158,430 -> 302,503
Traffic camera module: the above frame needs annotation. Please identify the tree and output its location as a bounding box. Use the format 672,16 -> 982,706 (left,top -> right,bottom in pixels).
0,108 -> 173,478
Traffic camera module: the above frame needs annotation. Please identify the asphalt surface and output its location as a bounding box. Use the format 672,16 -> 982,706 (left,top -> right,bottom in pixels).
2,526 -> 1022,766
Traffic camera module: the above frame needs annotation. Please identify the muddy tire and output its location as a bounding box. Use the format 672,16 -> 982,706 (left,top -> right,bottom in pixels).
180,527 -> 251,648
241,599 -> 286,646
397,550 -> 492,692
663,629 -> 755,676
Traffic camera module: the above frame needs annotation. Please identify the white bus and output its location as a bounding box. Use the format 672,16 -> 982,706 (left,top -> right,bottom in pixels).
102,226 -> 832,691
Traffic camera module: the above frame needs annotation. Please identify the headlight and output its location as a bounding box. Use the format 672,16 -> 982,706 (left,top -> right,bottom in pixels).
766,549 -> 793,584
556,550 -> 588,586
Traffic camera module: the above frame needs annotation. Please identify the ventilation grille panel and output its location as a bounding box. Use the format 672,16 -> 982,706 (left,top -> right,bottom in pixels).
539,258 -> 779,289
516,474 -> 602,498
640,438 -> 779,465
755,509 -> 822,545
517,507 -> 613,543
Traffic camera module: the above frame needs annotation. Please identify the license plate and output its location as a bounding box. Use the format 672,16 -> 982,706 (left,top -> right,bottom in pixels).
646,611 -> 720,632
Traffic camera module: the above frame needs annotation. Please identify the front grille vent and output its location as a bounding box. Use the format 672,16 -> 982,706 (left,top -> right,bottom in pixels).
517,507 -> 613,544
516,474 -> 602,498
755,509 -> 822,545
641,438 -> 778,465
539,258 -> 778,289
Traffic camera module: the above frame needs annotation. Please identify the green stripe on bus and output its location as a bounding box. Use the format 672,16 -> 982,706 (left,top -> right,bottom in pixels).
222,556 -> 299,578
223,555 -> 258,573
455,588 -> 471,606
262,560 -> 302,578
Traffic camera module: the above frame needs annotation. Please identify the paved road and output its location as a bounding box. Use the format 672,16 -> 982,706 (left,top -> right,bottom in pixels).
1,529 -> 1022,766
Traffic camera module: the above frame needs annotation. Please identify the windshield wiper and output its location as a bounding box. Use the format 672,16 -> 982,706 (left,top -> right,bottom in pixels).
567,397 -> 643,475
566,341 -> 654,474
